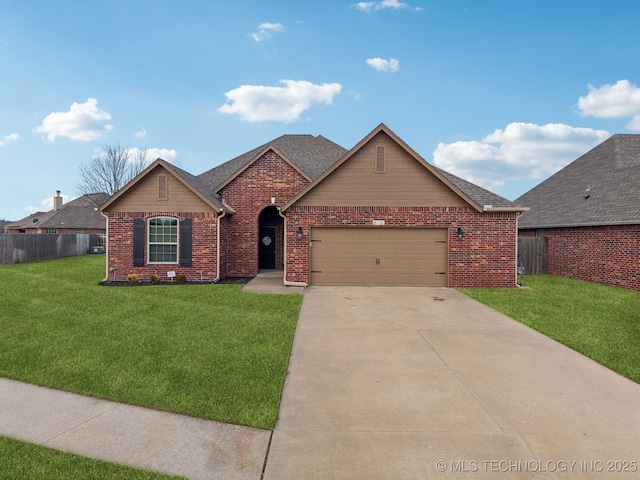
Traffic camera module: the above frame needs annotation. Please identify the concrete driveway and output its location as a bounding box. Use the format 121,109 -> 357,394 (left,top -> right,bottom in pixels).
263,287 -> 640,479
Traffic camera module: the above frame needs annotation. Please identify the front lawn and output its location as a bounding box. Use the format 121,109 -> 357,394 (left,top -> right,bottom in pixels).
0,436 -> 184,480
459,275 -> 640,383
0,255 -> 301,429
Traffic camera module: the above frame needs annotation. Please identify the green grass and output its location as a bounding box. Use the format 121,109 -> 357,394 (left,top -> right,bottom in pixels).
459,275 -> 640,383
0,436 -> 184,479
0,255 -> 301,429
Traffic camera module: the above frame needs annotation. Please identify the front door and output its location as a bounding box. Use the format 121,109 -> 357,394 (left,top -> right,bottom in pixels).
259,226 -> 276,269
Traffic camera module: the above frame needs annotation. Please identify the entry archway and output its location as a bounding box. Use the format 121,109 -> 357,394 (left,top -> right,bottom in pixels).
258,206 -> 284,270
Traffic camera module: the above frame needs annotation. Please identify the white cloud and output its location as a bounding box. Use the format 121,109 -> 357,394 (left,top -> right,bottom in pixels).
366,57 -> 399,72
132,147 -> 180,164
218,79 -> 343,123
0,132 -> 21,147
433,122 -> 610,192
577,80 -> 640,131
34,98 -> 113,142
354,0 -> 422,13
251,22 -> 284,42
135,128 -> 147,139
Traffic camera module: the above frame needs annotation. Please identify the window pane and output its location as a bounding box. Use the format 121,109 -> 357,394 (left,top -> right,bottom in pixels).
148,217 -> 178,263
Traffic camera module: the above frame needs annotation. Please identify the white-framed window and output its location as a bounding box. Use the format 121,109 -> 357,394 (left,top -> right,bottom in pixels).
148,217 -> 178,263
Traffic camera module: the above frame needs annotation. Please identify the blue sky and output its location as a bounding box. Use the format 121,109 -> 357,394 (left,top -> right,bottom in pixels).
2,0 -> 640,220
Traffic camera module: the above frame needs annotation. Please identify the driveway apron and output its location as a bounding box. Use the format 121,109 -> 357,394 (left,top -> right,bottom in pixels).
263,287 -> 640,480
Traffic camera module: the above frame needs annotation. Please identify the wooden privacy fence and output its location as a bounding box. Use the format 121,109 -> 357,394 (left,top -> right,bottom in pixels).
0,234 -> 101,265
517,236 -> 547,275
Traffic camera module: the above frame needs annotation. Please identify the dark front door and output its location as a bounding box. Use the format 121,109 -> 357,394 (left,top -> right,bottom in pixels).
259,226 -> 276,269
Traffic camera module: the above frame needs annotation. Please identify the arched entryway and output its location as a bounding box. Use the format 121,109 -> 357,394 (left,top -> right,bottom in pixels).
258,206 -> 284,270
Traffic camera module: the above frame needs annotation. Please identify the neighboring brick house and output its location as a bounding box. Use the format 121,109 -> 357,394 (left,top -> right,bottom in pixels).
5,191 -> 109,235
516,134 -> 640,292
100,124 -> 526,287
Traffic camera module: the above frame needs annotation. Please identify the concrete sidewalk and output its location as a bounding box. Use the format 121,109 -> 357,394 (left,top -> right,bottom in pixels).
241,270 -> 304,294
0,378 -> 271,480
263,286 -> 640,479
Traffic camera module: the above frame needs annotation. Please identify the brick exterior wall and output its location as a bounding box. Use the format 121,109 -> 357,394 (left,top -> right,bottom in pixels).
105,211 -> 219,283
220,150 -> 309,277
285,206 -> 519,287
526,225 -> 640,291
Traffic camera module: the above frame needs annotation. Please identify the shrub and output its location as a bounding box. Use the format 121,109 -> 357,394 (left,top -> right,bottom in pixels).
150,274 -> 161,284
126,273 -> 140,284
175,274 -> 187,284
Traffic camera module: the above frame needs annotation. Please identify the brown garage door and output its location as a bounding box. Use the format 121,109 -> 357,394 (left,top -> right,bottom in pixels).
310,227 -> 448,286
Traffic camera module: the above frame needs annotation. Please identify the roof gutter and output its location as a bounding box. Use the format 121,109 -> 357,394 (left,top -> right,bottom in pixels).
278,208 -> 308,288
99,210 -> 110,282
483,205 -> 530,212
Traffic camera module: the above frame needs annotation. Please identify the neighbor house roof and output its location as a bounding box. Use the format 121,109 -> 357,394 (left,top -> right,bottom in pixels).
198,134 -> 348,191
5,193 -> 110,231
516,134 -> 640,229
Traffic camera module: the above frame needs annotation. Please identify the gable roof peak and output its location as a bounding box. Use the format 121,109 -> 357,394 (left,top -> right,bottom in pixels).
99,158 -> 228,213
283,123 -> 523,212
197,133 -> 347,191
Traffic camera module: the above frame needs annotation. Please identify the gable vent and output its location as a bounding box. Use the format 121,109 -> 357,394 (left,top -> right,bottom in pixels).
158,174 -> 168,200
375,145 -> 386,173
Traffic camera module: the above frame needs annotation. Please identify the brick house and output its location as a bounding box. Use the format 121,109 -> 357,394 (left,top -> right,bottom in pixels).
5,191 -> 108,235
516,134 -> 640,292
100,124 -> 526,287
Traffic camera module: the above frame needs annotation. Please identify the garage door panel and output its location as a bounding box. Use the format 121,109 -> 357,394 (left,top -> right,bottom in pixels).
310,227 -> 448,287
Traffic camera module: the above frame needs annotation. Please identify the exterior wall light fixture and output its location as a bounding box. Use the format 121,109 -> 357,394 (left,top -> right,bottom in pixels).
297,227 -> 303,241
457,227 -> 464,241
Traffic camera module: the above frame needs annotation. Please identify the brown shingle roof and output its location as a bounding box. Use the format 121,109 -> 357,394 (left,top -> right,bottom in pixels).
162,162 -> 227,210
100,128 -> 523,215
516,134 -> 640,229
435,167 -> 522,210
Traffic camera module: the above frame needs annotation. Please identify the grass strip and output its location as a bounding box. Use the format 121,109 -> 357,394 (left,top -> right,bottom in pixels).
0,436 -> 184,479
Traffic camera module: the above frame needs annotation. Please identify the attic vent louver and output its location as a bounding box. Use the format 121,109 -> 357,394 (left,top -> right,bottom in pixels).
375,145 -> 386,173
158,174 -> 168,200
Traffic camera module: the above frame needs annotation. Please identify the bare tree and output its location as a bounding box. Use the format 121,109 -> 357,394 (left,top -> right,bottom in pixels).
75,144 -> 150,197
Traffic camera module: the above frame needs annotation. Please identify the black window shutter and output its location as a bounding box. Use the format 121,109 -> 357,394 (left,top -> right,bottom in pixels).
133,218 -> 145,266
180,218 -> 192,266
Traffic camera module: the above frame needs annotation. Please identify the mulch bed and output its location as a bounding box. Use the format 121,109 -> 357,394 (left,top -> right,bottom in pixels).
99,277 -> 253,287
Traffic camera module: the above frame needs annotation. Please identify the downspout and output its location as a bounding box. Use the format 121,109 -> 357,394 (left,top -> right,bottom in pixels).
515,211 -> 523,287
214,209 -> 226,283
278,208 -> 308,288
100,210 -> 110,282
